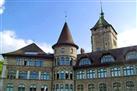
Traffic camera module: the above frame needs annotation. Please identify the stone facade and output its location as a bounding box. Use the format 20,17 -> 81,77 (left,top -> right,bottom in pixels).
1,10 -> 137,91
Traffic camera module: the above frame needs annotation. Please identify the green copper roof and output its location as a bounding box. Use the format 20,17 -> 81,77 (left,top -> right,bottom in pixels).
90,11 -> 117,34
91,12 -> 111,30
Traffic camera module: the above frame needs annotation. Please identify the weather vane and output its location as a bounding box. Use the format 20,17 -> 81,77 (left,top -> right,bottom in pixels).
64,11 -> 67,22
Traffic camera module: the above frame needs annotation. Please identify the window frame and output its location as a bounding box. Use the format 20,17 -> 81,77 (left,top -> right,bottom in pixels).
79,58 -> 91,66
101,54 -> 115,63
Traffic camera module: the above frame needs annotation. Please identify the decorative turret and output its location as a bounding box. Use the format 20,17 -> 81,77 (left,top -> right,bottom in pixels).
90,6 -> 117,52
52,22 -> 78,58
52,22 -> 78,91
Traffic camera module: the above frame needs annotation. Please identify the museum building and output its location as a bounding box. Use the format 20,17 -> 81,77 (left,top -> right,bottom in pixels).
0,8 -> 137,91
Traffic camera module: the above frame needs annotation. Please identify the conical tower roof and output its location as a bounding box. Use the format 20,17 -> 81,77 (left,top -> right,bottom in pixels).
52,22 -> 78,49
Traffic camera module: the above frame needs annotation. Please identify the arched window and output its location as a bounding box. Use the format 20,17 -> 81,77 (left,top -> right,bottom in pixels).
99,83 -> 107,91
70,72 -> 73,80
126,81 -> 134,91
30,84 -> 36,91
126,51 -> 137,60
41,85 -> 48,91
76,71 -> 85,79
77,84 -> 83,91
113,82 -> 121,91
65,71 -> 69,79
88,84 -> 95,91
60,84 -> 64,91
59,71 -> 65,79
57,73 -> 59,80
79,58 -> 91,66
111,67 -> 121,77
6,83 -> 13,91
123,66 -> 134,76
87,69 -> 95,79
98,68 -> 107,78
101,55 -> 115,63
18,84 -> 25,91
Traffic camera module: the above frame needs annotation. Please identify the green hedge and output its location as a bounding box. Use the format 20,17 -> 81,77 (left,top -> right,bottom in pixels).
0,61 -> 3,75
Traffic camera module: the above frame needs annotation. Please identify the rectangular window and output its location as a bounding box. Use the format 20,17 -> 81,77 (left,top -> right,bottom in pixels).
18,87 -> 25,91
76,71 -> 85,79
98,68 -> 107,78
30,72 -> 39,79
6,87 -> 13,91
41,72 -> 50,80
6,84 -> 13,91
7,70 -> 16,79
29,61 -> 34,66
16,57 -> 24,66
19,71 -> 27,79
123,66 -> 134,76
35,61 -> 43,67
111,67 -> 121,77
60,72 -> 65,79
87,70 -> 95,79
30,88 -> 36,91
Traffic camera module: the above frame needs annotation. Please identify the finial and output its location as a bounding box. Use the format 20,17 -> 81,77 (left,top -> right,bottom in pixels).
64,11 -> 67,22
80,48 -> 85,54
100,0 -> 104,16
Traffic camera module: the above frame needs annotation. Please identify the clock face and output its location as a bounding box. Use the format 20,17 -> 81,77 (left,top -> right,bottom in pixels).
99,29 -> 105,32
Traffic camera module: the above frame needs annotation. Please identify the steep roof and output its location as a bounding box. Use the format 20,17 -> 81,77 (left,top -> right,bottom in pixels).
74,45 -> 137,69
52,22 -> 78,49
90,12 -> 117,34
2,43 -> 54,58
92,13 -> 109,28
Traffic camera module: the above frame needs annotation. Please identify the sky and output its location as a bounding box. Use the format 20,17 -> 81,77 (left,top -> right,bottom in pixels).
0,0 -> 137,55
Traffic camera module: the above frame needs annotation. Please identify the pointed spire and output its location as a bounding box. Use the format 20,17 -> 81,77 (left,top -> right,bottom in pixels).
52,22 -> 78,49
100,0 -> 104,17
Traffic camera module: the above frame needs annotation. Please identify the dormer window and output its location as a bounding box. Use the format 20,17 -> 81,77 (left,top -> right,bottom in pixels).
126,51 -> 137,60
79,58 -> 91,66
25,52 -> 38,55
101,54 -> 115,63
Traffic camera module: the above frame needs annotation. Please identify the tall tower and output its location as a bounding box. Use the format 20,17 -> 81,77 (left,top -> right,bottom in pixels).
90,8 -> 117,52
52,22 -> 78,91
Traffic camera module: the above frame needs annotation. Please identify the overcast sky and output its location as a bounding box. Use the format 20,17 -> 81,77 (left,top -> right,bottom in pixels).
0,0 -> 137,54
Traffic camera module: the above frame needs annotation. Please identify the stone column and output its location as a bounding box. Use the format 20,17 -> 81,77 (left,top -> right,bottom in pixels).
16,70 -> 19,79
1,60 -> 7,78
120,66 -> 124,76
107,67 -> 111,77
39,71 -> 41,80
95,69 -> 98,78
27,71 -> 30,79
